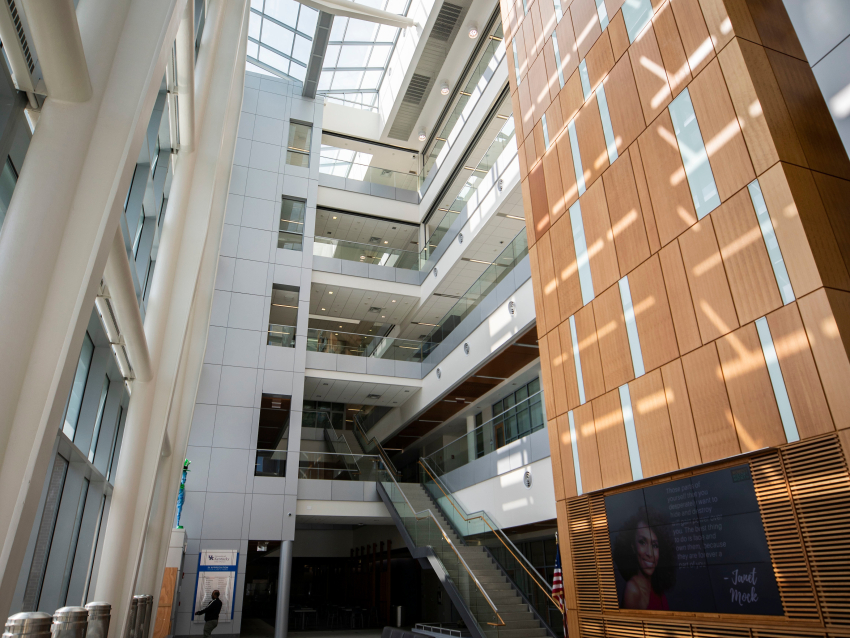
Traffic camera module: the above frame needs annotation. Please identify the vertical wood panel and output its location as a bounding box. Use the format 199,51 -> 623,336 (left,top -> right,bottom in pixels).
681,343 -> 741,462
570,0 -> 602,59
812,172 -> 850,279
560,319 -> 583,409
529,242 -> 547,333
550,212 -> 584,319
687,57 -> 755,202
609,10 -> 629,61
629,369 -> 680,476
537,232 -> 563,330
581,178 -> 621,293
629,25 -> 673,123
530,160 -> 552,239
561,68 -> 586,124
543,140 -> 567,226
593,286 -> 635,392
659,240 -> 702,354
556,500 -> 578,609
576,303 -> 607,401
518,79 -> 535,140
797,289 -> 850,431
653,0 -> 692,97
556,8 -> 580,81
549,324 -> 572,416
711,188 -> 782,325
522,177 -> 536,248
716,323 -> 786,451
603,56 -> 647,156
628,141 -> 661,253
556,117 -> 581,209
696,0 -> 760,52
628,254 -> 680,372
557,414 -> 579,498
548,418 -> 566,501
661,359 -> 702,469
591,389 -> 633,487
602,148 -> 651,275
543,39 -> 562,104
539,332 -> 558,417
529,53 -> 552,125
766,303 -> 835,438
669,0 -> 714,75
574,402 -> 604,492
678,216 -> 740,343
575,95 -> 610,189
638,110 -> 698,246
585,30 -> 615,91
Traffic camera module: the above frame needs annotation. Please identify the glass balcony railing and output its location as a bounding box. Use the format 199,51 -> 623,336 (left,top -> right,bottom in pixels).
255,449 -> 287,477
420,19 -> 506,190
422,390 -> 546,477
419,459 -> 558,633
267,324 -> 296,347
419,115 -> 516,267
319,152 -> 419,192
313,236 -> 419,270
307,328 -> 434,362
297,451 -> 386,481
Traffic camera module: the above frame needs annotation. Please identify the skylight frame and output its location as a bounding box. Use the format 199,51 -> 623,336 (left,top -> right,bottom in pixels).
247,1 -> 319,83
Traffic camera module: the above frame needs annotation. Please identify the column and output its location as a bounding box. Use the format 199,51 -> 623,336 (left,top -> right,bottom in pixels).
275,540 -> 294,638
466,414 -> 476,463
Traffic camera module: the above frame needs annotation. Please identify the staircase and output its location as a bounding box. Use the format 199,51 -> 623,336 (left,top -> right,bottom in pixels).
391,482 -> 550,638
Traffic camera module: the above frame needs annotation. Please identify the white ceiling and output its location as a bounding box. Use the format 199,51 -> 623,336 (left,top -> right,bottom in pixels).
309,283 -> 418,324
315,208 -> 419,250
304,376 -> 419,406
321,133 -> 419,174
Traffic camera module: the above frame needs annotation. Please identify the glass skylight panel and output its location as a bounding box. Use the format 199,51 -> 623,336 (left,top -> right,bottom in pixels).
248,1 -> 318,82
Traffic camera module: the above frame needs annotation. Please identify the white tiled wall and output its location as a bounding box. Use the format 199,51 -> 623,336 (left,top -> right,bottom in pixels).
178,71 -> 321,637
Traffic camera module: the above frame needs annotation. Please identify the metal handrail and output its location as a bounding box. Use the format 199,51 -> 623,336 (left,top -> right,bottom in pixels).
378,468 -> 505,627
419,459 -> 559,609
354,413 -> 401,480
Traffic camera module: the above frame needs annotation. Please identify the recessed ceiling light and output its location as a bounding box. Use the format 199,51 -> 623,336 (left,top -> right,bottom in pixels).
418,130 -> 427,142
333,216 -> 337,219
322,308 -> 325,310
391,300 -> 396,302
468,24 -> 478,38
328,291 -> 333,294
440,82 -> 450,95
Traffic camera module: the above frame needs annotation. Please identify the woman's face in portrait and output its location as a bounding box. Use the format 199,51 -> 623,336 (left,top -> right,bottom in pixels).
633,522 -> 659,577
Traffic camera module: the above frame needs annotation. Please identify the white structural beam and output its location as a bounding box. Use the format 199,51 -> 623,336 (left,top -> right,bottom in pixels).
93,4 -> 249,638
174,0 -> 195,152
103,228 -> 153,381
298,0 -> 415,28
21,0 -> 92,102
0,0 -> 186,623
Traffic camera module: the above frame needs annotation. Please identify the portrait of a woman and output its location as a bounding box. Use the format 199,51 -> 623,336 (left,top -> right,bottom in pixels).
612,507 -> 676,611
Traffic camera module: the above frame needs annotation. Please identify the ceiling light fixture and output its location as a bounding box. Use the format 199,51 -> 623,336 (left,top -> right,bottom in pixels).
440,82 -> 450,95
418,130 -> 427,142
505,214 -> 524,220
468,24 -> 479,38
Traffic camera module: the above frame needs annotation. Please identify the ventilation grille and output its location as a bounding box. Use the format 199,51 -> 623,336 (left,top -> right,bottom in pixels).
565,434 -> 850,636
431,2 -> 462,40
6,0 -> 33,73
402,73 -> 431,105
366,394 -> 381,399
368,306 -> 382,313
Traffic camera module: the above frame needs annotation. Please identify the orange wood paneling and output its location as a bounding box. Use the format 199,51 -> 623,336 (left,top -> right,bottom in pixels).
522,177 -> 537,248
628,254 -> 680,372
767,49 -> 850,181
813,172 -> 850,278
548,324 -> 572,415
529,54 -> 552,125
548,419 -> 566,501
532,120 -> 546,166
574,95 -> 610,189
592,286 -> 635,391
745,0 -> 807,61
530,0 -> 546,56
514,24 -> 529,80
629,369 -> 680,477
556,414 -> 579,497
529,244 -> 547,335
717,38 -> 807,176
538,332 -> 557,416
525,129 -> 538,172
608,10 -> 629,61
542,39 -> 562,104
591,389 -> 633,487
543,140 -> 567,225
660,359 -> 702,467
678,216 -> 740,343
556,500 -> 578,609
549,213 -> 584,319
559,320 -> 583,409
697,0 -> 760,52
681,343 -> 741,462
637,110 -> 698,246
585,30 -> 615,91
711,188 -> 782,325
523,13 -> 537,66
766,303 -> 835,438
529,160 -> 551,241
669,0 -> 714,75
573,402 -> 604,492
581,178 -> 620,293
537,0 -> 557,39
716,323 -> 786,451
575,303 -> 606,400
658,240 -> 701,354
602,55 -> 646,156
546,97 -> 565,140
518,78 -> 535,136
536,232 -> 563,330
570,0 -> 602,59
602,148 -> 651,275
629,24 -> 673,123
517,139 -> 529,181
560,68 -> 585,124
628,141 -> 660,253
555,121 -> 581,210
798,289 -> 850,432
687,58 -> 755,202
555,8 -> 580,81
653,1 -> 692,97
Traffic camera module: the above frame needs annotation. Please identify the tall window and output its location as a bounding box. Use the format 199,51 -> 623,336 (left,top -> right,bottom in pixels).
88,376 -> 110,463
0,156 -> 18,234
255,395 -> 291,477
285,121 -> 312,167
491,377 -> 544,447
63,333 -> 95,440
278,197 -> 305,251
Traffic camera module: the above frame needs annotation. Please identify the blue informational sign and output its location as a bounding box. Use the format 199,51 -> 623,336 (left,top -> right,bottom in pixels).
192,550 -> 240,622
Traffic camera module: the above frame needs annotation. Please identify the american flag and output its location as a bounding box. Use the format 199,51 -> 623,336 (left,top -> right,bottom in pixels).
553,543 -> 568,637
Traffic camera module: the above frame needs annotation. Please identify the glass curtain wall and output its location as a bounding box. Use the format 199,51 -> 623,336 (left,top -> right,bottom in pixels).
491,378 -> 544,447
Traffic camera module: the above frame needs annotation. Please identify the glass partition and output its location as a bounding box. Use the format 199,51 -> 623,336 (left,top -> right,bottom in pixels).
319,150 -> 419,192
297,451 -> 385,480
307,329 -> 433,362
267,324 -> 296,347
313,236 -> 419,269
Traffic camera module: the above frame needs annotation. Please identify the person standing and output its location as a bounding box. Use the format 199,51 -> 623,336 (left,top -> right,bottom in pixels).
195,590 -> 223,637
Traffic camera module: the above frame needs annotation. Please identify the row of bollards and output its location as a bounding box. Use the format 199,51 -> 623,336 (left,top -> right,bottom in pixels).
2,595 -> 154,638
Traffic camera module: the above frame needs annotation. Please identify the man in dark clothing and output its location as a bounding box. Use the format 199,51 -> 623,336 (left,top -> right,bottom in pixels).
195,590 -> 223,637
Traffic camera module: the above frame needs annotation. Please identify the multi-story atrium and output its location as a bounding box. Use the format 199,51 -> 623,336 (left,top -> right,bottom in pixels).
0,1 -> 848,638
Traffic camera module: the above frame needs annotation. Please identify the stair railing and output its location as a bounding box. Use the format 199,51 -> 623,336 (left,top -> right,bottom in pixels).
376,467 -> 505,634
318,411 -> 360,479
353,412 -> 401,480
419,458 -> 561,623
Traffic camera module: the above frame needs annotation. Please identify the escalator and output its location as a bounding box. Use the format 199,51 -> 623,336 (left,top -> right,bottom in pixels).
361,416 -> 560,638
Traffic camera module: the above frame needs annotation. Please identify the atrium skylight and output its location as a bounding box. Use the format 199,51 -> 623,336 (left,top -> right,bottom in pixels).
247,0 -> 408,109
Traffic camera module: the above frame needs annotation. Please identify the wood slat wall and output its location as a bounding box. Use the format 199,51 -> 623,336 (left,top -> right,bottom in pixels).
564,434 -> 850,637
